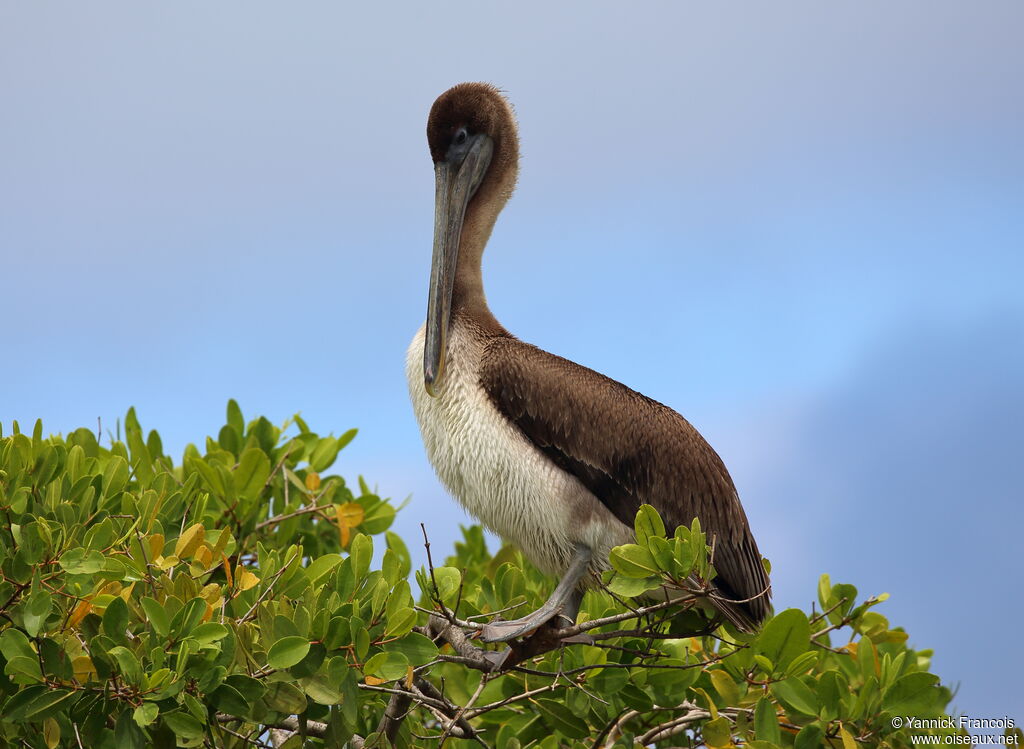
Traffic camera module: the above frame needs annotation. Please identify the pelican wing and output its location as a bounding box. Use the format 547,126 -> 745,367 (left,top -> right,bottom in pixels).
480,334 -> 771,630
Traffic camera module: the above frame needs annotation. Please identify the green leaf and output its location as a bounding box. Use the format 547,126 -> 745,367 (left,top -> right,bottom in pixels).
133,703 -> 159,728
58,548 -> 107,574
0,627 -> 36,662
108,646 -> 143,686
306,554 -> 343,586
785,649 -> 819,677
169,597 -> 206,640
795,723 -> 824,749
755,608 -> 811,673
359,497 -> 396,535
235,447 -> 271,500
883,672 -> 942,716
818,669 -> 847,721
102,455 -> 129,497
114,711 -> 147,749
218,425 -> 241,456
324,616 -> 351,650
189,457 -> 226,496
267,636 -> 311,669
22,589 -> 52,638
4,687 -> 76,721
262,681 -> 308,714
210,684 -> 250,718
431,566 -> 461,606
336,428 -> 358,451
817,573 -> 832,611
385,632 -> 439,666
772,677 -> 818,717
754,696 -> 781,743
609,543 -> 659,578
102,595 -> 130,641
224,674 -> 267,705
703,715 -> 733,748
605,573 -> 662,598
385,531 -> 411,579
349,533 -> 372,579
363,651 -> 409,681
309,436 -> 341,472
226,399 -> 245,437
708,669 -> 739,706
188,622 -> 229,646
534,697 -> 589,740
301,674 -> 343,705
140,597 -> 170,638
827,582 -> 858,625
634,504 -> 666,546
163,711 -> 204,739
385,580 -> 415,637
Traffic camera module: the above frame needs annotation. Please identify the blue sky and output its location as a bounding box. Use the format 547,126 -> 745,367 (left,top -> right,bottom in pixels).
3,1 -> 1022,724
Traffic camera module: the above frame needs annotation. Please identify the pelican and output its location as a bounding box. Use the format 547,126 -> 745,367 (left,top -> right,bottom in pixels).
407,83 -> 770,642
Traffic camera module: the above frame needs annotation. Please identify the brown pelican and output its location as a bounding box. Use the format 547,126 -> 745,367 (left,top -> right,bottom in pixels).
407,83 -> 770,642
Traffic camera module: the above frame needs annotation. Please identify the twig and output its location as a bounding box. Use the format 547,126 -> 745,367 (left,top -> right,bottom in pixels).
442,672 -> 488,746
255,503 -> 331,531
414,678 -> 488,746
239,560 -> 293,623
465,680 -> 564,718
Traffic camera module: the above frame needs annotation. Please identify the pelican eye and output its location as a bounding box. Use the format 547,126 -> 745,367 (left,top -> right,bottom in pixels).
454,127 -> 468,146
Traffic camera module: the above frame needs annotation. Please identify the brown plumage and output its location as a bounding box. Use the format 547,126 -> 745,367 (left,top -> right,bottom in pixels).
414,82 -> 771,634
480,337 -> 771,629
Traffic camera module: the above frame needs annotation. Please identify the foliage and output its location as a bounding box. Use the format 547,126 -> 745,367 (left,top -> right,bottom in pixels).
0,404 -> 1012,748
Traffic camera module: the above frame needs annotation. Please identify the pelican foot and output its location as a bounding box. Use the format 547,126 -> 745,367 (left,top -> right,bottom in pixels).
481,544 -> 592,643
481,648 -> 513,671
480,610 -> 572,643
479,618 -> 595,672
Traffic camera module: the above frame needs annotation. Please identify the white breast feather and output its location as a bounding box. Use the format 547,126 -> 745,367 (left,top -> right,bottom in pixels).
406,321 -> 631,578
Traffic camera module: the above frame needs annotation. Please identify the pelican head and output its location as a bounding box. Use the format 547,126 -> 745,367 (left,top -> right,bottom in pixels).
423,83 -> 519,397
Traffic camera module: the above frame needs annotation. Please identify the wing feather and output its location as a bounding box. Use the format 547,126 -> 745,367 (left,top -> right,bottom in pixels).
480,335 -> 771,629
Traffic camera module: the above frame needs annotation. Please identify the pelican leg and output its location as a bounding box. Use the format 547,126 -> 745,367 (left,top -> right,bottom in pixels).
480,545 -> 591,643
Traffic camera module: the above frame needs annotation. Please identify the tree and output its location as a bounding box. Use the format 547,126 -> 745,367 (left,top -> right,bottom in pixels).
0,403 -> 1016,748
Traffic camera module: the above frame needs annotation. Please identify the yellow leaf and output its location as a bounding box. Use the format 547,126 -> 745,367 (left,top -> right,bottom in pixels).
194,544 -> 213,567
709,669 -> 739,705
365,675 -> 386,686
305,471 -> 321,492
840,727 -> 857,749
43,717 -> 60,749
99,581 -> 122,596
201,583 -> 222,604
156,555 -> 179,571
72,655 -> 97,681
237,568 -> 259,592
148,533 -> 165,560
693,687 -> 718,719
203,603 -> 214,622
174,523 -> 205,559
404,665 -> 414,689
335,502 -> 364,529
119,582 -> 136,602
339,522 -> 351,549
68,600 -> 92,628
222,555 -> 233,587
